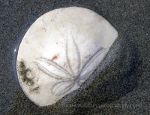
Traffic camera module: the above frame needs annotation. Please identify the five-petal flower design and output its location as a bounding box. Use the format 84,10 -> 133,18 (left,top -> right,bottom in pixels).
34,37 -> 105,96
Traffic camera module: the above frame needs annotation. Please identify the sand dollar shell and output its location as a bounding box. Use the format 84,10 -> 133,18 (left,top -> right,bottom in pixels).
16,7 -> 118,106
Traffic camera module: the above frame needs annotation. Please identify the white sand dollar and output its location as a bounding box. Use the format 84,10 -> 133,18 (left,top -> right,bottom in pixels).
16,7 -> 118,106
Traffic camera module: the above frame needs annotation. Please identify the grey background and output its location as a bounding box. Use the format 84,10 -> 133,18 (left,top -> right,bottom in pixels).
0,0 -> 149,115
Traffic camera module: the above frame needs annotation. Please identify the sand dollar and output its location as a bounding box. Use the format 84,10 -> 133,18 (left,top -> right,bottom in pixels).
16,7 -> 118,106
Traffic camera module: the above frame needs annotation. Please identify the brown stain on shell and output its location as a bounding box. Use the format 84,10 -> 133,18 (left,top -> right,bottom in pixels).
50,54 -> 59,61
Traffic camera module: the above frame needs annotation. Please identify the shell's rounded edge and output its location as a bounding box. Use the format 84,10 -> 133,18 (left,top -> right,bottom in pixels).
16,7 -> 118,107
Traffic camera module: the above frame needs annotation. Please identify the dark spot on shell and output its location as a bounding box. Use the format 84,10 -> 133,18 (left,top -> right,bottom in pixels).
30,86 -> 40,93
18,61 -> 34,86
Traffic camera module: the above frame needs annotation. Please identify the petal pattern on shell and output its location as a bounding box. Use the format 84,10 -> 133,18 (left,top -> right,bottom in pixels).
34,58 -> 73,80
51,80 -> 74,96
80,47 -> 106,77
66,30 -> 81,76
